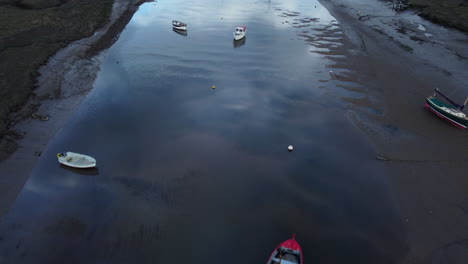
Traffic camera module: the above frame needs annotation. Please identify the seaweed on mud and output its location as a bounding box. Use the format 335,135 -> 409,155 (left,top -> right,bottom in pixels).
0,0 -> 114,139
372,27 -> 386,35
410,35 -> 426,42
409,0 -> 468,32
441,69 -> 452,76
397,42 -> 414,53
455,53 -> 468,60
397,26 -> 407,34
372,27 -> 414,53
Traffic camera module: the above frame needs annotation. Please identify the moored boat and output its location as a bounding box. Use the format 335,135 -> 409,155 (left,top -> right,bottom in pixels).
57,152 -> 97,169
233,26 -> 246,40
267,234 -> 303,264
172,20 -> 187,31
425,89 -> 468,129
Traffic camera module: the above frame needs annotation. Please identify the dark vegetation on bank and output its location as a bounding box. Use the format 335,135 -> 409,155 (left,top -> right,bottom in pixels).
0,0 -> 113,160
408,0 -> 468,32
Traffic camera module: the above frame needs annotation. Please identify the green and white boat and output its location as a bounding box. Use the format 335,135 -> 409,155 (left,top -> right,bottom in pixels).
425,89 -> 468,129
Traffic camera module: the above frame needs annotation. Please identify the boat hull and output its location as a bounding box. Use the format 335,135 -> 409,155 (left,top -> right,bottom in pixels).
233,33 -> 245,40
425,97 -> 468,129
267,235 -> 303,264
58,152 -> 97,169
173,25 -> 187,31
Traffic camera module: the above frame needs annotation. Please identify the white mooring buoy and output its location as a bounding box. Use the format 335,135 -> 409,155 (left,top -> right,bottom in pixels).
288,145 -> 294,151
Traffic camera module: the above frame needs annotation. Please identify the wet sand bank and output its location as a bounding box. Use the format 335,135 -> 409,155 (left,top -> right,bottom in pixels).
318,0 -> 468,262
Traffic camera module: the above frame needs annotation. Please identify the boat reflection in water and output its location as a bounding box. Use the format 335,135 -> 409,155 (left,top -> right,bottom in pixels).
233,37 -> 246,48
172,28 -> 187,36
60,164 -> 100,176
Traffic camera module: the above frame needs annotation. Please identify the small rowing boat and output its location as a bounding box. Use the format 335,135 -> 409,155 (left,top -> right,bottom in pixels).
425,89 -> 468,129
267,234 -> 303,264
233,26 -> 246,40
57,152 -> 97,169
172,20 -> 187,31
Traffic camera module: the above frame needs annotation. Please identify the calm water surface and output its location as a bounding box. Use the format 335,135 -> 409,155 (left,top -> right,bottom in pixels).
0,0 -> 406,263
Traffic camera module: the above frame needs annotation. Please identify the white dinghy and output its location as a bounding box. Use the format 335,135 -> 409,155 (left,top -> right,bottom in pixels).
172,20 -> 187,31
57,152 -> 96,169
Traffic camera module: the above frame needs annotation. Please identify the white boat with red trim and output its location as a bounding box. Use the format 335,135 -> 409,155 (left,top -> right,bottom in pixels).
233,26 -> 246,40
267,234 -> 303,264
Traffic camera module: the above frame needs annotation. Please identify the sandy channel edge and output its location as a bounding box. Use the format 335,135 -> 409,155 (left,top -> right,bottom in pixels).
317,0 -> 468,263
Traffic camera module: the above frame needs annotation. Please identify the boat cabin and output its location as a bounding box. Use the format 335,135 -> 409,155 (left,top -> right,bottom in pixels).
172,20 -> 186,27
235,26 -> 246,33
268,247 -> 301,264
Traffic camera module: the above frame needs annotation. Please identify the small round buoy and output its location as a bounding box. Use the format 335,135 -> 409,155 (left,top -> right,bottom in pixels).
212,86 -> 216,89
288,145 -> 294,151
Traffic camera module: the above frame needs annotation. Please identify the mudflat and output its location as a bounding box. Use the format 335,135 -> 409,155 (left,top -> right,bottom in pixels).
409,0 -> 468,32
0,0 -> 113,160
318,0 -> 468,263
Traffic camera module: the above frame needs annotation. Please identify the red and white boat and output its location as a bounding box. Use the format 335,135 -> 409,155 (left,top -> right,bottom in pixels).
267,234 -> 304,264
233,26 -> 247,40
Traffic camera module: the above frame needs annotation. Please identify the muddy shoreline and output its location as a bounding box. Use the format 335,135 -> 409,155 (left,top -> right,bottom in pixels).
0,0 -> 113,149
318,0 -> 468,263
0,0 -> 150,161
0,0 -> 148,218
408,0 -> 468,33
